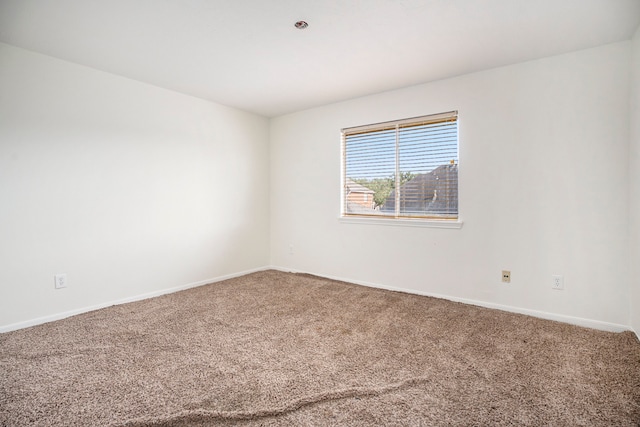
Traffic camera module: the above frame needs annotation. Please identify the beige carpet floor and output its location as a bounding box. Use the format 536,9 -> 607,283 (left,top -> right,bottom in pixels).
1,270 -> 639,426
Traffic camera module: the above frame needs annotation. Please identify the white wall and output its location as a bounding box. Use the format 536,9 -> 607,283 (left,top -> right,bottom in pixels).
2,37 -> 636,333
0,43 -> 270,330
631,28 -> 640,336
270,42 -> 631,328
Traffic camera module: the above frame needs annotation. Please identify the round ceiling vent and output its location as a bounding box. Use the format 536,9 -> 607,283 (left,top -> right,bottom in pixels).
294,21 -> 308,29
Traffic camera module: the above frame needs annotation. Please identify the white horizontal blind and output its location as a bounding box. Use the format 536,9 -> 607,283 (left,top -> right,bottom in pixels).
342,111 -> 458,219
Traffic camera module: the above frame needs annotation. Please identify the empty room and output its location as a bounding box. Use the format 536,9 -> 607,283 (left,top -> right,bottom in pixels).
1,0 -> 640,425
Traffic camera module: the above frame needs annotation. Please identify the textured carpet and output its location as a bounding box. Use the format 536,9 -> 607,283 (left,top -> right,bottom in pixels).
1,270 -> 639,426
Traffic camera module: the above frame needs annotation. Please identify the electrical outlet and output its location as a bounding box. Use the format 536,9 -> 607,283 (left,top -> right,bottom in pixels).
54,273 -> 67,289
502,270 -> 511,283
552,275 -> 564,290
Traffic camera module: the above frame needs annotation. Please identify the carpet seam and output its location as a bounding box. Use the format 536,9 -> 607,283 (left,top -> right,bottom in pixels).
116,376 -> 430,426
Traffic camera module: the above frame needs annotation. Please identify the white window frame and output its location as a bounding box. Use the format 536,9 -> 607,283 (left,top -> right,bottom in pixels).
340,111 -> 462,229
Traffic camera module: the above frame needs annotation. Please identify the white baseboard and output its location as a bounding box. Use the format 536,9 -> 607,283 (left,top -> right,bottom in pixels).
270,266 -> 632,334
3,265 -> 633,336
0,266 -> 271,333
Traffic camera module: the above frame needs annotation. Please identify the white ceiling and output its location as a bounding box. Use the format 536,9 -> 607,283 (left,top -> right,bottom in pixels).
1,0 -> 639,117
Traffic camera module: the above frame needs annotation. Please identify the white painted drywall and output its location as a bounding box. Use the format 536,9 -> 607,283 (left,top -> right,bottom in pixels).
270,42 -> 631,327
631,27 -> 640,336
0,43 -> 270,329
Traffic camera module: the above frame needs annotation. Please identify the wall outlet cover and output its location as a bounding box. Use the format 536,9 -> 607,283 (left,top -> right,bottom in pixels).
54,273 -> 67,289
502,270 -> 511,283
552,275 -> 564,290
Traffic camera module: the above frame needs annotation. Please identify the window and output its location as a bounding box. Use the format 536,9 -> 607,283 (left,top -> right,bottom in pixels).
342,111 -> 458,221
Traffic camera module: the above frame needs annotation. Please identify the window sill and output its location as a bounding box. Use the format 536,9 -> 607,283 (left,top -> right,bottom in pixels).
338,216 -> 463,229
